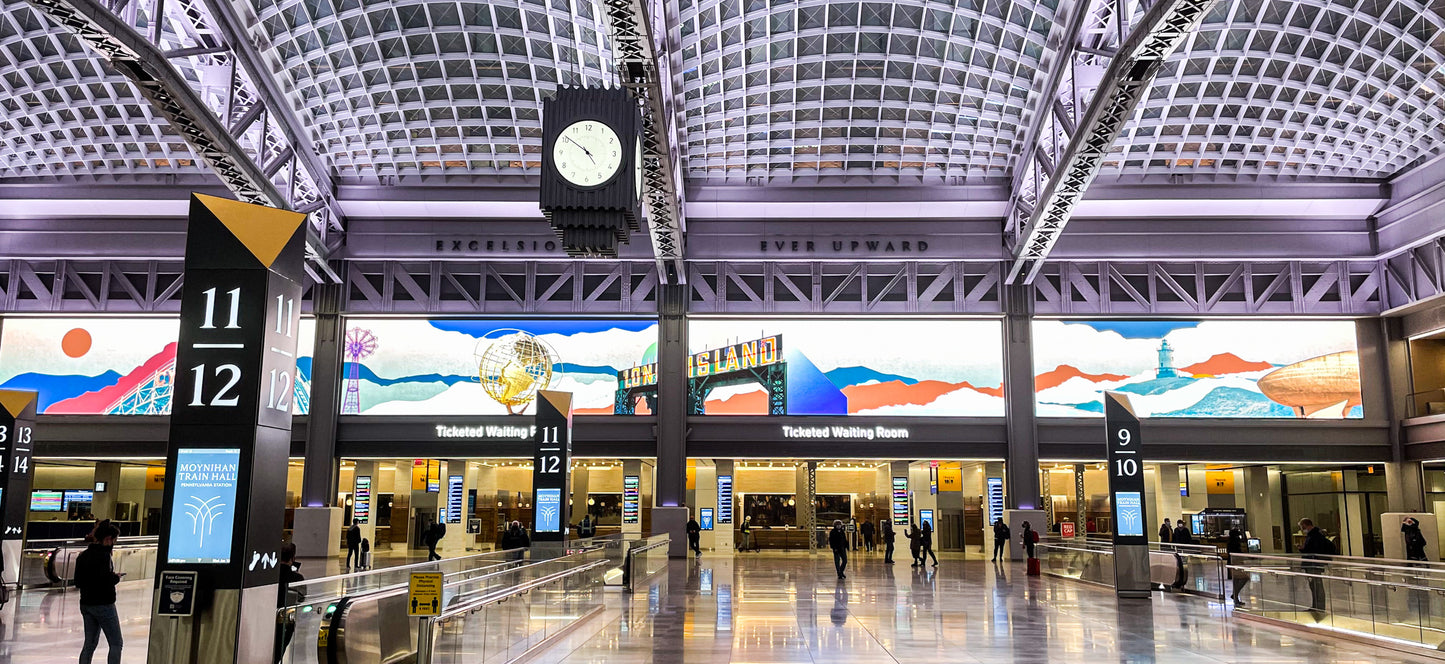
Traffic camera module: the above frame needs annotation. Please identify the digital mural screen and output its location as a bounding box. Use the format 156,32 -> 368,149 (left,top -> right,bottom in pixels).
669,320 -> 1004,416
0,317 -> 315,415
1032,320 -> 1362,419
167,448 -> 241,564
340,319 -> 656,415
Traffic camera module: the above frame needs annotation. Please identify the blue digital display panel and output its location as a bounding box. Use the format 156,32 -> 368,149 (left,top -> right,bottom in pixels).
986,477 -> 1004,525
1115,491 -> 1144,538
700,508 -> 714,531
168,448 -> 241,564
535,488 -> 562,533
447,475 -> 464,524
919,509 -> 934,531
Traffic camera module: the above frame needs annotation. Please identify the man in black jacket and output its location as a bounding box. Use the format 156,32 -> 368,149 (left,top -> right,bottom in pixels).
1159,519 -> 1173,543
1172,519 -> 1194,545
1298,518 -> 1336,613
345,519 -> 362,570
685,516 -> 702,556
860,519 -> 875,553
74,522 -> 123,664
829,520 -> 849,579
275,541 -> 305,663
991,519 -> 1011,562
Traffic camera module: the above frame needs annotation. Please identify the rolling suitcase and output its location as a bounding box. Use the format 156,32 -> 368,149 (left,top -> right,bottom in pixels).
359,538 -> 371,570
1027,557 -> 1041,576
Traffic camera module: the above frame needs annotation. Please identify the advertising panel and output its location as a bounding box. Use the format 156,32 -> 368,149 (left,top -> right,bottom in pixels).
0,317 -> 315,415
700,508 -> 714,531
167,448 -> 241,564
657,320 -> 1003,416
535,488 -> 562,533
339,319 -> 655,416
1033,320 -> 1362,419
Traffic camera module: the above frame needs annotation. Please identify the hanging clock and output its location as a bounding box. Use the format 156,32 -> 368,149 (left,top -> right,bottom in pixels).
540,87 -> 644,257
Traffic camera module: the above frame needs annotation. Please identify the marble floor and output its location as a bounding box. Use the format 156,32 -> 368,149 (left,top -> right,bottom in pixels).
533,552 -> 1439,664
0,551 -> 1438,663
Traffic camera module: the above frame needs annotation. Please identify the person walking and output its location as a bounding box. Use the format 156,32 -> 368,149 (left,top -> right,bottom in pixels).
991,519 -> 1010,562
1298,518 -> 1336,614
1403,517 -> 1429,562
275,541 -> 305,663
1225,528 -> 1250,605
829,520 -> 849,579
1173,519 -> 1194,545
686,515 -> 702,556
882,520 -> 896,564
425,520 -> 446,561
908,522 -> 923,567
921,521 -> 939,567
345,518 -> 362,570
860,519 -> 875,553
74,522 -> 123,664
1159,519 -> 1173,543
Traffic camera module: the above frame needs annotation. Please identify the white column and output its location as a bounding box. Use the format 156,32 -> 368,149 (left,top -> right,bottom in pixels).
697,463 -> 717,550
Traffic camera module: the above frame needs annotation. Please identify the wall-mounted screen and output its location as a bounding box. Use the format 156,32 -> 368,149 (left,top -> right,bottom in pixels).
986,477 -> 1004,525
446,475 -> 464,524
0,317 -> 315,415
623,476 -> 640,525
892,477 -> 909,525
919,509 -> 934,531
716,475 -> 733,524
1033,320 -> 1362,419
674,320 -> 1003,416
353,476 -> 371,524
340,319 -> 656,415
699,508 -> 714,531
63,490 -> 94,507
535,488 -> 562,533
167,448 -> 241,564
29,490 -> 63,512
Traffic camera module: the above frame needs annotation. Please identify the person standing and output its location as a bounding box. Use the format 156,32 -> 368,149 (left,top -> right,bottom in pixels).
908,522 -> 923,567
345,518 -> 362,570
686,515 -> 702,556
1225,529 -> 1248,605
275,541 -> 305,663
921,521 -> 939,567
882,520 -> 896,564
1173,519 -> 1194,545
861,519 -> 875,553
578,514 -> 596,539
501,520 -> 530,559
829,520 -> 849,579
991,519 -> 1010,562
1159,519 -> 1173,543
1402,518 -> 1428,561
740,517 -> 753,552
1021,521 -> 1037,560
1298,518 -> 1336,613
74,522 -> 123,664
849,517 -> 860,551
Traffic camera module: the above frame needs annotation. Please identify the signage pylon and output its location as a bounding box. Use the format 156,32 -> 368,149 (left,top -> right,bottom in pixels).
531,391 -> 573,544
147,194 -> 307,663
0,390 -> 37,585
1105,391 -> 1151,599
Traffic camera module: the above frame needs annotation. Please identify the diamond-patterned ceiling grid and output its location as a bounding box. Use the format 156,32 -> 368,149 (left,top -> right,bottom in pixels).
0,4 -> 203,179
1105,0 -> 1445,178
676,0 -> 1060,183
247,0 -> 618,181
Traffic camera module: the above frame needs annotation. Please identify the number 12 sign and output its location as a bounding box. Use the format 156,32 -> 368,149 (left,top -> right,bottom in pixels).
1104,392 -> 1146,545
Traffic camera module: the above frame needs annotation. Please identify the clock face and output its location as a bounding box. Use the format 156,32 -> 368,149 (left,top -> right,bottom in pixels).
552,120 -> 623,188
634,138 -> 643,200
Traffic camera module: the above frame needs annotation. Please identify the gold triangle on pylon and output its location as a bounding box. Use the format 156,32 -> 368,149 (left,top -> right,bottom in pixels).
539,390 -> 572,415
0,390 -> 37,418
194,194 -> 307,269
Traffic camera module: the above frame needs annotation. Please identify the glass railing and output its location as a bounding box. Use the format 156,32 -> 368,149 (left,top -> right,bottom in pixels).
1229,553 -> 1445,594
21,537 -> 159,587
624,534 -> 669,593
1037,540 -> 1115,586
287,547 -> 527,604
1230,559 -> 1445,652
418,552 -> 610,664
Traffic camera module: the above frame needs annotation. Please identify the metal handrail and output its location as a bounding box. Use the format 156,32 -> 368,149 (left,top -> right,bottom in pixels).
288,547 -> 527,594
623,538 -> 669,592
1230,553 -> 1445,577
1228,564 -> 1445,594
287,558 -> 525,610
416,558 -> 610,663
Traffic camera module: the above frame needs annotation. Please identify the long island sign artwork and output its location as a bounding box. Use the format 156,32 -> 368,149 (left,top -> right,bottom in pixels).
616,335 -> 785,415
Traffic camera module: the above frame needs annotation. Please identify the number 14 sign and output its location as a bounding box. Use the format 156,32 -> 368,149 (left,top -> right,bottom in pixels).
1104,392 -> 1146,545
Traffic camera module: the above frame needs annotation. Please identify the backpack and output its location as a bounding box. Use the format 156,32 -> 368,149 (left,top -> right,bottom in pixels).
1030,531 -> 1040,543
361,538 -> 370,553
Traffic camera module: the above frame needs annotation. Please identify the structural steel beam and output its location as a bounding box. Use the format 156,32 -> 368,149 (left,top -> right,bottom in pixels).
23,0 -> 343,280
605,0 -> 687,284
1007,0 -> 1220,284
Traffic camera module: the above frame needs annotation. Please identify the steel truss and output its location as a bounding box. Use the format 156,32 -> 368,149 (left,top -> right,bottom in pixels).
1033,261 -> 1388,315
604,0 -> 687,283
1007,0 -> 1219,284
343,261 -> 660,315
1,258 -> 1438,316
22,0 -> 344,277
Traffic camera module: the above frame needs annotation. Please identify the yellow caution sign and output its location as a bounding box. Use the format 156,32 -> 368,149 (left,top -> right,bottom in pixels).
408,572 -> 444,617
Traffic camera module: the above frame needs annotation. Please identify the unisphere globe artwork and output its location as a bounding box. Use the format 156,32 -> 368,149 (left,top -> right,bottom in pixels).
475,330 -> 556,414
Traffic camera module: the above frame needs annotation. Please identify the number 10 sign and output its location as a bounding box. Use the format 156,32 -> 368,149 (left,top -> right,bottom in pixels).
1104,392 -> 1146,545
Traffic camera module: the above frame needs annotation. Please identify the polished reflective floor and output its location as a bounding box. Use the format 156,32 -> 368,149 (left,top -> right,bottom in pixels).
535,552 -> 1436,664
1,550 -> 1437,663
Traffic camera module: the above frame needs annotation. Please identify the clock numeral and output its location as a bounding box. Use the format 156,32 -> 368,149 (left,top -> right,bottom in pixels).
200,287 -> 241,330
189,363 -> 242,407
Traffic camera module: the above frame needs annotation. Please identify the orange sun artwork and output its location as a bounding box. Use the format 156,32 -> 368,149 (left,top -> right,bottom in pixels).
61,328 -> 92,358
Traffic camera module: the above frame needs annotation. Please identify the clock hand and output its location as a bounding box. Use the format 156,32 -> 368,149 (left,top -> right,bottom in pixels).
562,136 -> 597,165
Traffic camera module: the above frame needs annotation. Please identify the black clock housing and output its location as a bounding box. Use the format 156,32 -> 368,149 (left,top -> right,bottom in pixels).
540,86 -> 643,257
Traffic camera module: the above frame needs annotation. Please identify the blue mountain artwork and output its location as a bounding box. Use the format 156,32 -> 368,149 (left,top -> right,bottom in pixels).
0,371 -> 123,411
